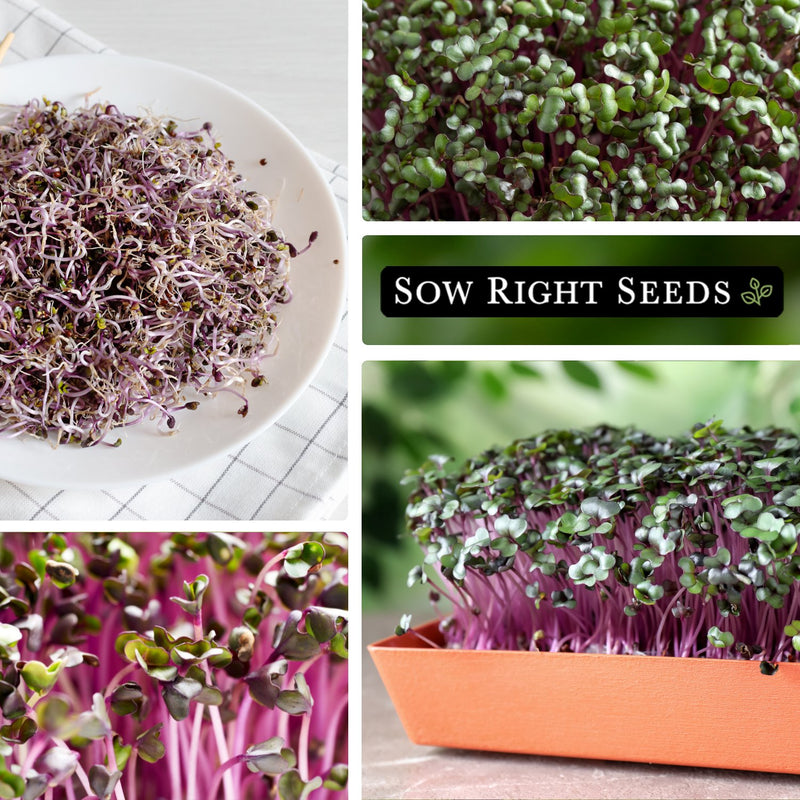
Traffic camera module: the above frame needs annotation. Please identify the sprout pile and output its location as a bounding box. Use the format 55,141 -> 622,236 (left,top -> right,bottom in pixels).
0,531 -> 348,800
0,100 -> 302,446
401,422 -> 800,664
363,0 -> 800,220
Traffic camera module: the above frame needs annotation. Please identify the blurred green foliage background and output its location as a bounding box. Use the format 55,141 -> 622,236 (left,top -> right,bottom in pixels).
362,360 -> 800,613
363,236 -> 800,344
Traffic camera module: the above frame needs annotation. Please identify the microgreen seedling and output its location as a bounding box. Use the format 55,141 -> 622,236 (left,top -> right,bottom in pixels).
0,101 -> 303,445
0,532 -> 348,799
364,1 -> 800,220
401,423 -> 800,665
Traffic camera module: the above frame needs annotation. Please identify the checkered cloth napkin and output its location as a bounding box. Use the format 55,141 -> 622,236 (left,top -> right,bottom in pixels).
0,0 -> 348,521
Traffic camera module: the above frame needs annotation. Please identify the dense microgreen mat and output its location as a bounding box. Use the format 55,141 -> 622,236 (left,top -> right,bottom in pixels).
0,532 -> 347,799
363,0 -> 800,220
0,101 -> 305,446
401,422 -> 800,662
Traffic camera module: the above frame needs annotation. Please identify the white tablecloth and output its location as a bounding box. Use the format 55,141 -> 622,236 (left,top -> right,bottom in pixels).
0,0 -> 348,521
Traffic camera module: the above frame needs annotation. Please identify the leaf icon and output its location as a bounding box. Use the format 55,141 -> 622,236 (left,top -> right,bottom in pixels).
750,277 -> 761,291
741,291 -> 758,305
759,284 -> 773,299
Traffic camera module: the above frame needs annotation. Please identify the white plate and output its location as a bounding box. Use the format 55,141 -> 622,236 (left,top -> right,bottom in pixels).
0,55 -> 346,489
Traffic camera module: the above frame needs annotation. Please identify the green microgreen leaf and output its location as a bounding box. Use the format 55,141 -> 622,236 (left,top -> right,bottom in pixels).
20,660 -> 62,693
136,724 -> 165,763
284,542 -> 326,580
363,1 -> 800,220
170,574 -> 210,617
279,771 -> 324,800
272,610 -> 320,661
88,765 -> 122,800
243,737 -> 297,775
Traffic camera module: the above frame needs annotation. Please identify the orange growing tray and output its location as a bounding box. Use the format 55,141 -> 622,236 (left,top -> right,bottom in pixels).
369,620 -> 800,775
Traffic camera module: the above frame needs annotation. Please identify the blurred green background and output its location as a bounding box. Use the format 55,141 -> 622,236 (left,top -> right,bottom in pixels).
362,360 -> 800,614
363,236 -> 800,344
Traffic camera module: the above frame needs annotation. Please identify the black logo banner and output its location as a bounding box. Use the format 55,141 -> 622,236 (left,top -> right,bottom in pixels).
380,267 -> 783,318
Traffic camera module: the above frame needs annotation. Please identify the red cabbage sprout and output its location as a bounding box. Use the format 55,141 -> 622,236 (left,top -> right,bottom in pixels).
402,423 -> 800,664
0,531 -> 348,799
0,100 -> 304,447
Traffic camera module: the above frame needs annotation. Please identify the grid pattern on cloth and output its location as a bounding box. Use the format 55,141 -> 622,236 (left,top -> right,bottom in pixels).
0,0 -> 348,521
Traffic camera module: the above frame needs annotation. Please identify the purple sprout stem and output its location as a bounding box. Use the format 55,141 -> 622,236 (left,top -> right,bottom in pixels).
277,688 -> 291,744
298,709 -> 312,781
248,549 -> 288,605
322,692 -> 348,775
20,734 -> 48,775
654,587 -> 687,657
186,700 -> 205,800
125,750 -> 138,800
106,733 -> 125,800
294,655 -> 323,781
230,689 -> 253,797
193,609 -> 235,800
166,715 -> 182,800
103,662 -> 137,698
780,590 -> 800,657
207,755 -> 246,800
